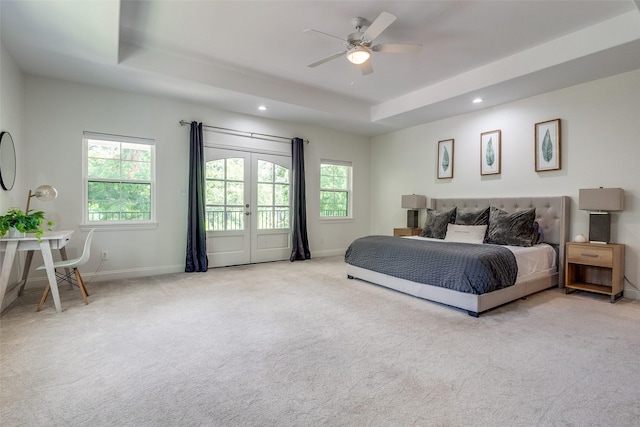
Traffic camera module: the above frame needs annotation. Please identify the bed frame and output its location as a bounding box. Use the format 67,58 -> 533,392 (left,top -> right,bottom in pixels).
346,196 -> 571,316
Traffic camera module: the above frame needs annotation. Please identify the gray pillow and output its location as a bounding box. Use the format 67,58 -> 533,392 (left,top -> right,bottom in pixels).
420,208 -> 456,239
455,207 -> 490,226
486,207 -> 536,247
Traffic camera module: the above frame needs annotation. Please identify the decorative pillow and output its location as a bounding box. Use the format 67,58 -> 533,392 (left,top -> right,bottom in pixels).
455,207 -> 490,226
533,221 -> 544,244
486,207 -> 536,247
444,224 -> 488,244
420,208 -> 457,239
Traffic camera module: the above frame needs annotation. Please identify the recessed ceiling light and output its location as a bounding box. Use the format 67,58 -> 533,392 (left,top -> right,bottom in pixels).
258,105 -> 267,111
472,98 -> 483,104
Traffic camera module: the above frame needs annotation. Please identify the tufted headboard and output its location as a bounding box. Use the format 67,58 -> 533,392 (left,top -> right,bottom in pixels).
431,196 -> 571,287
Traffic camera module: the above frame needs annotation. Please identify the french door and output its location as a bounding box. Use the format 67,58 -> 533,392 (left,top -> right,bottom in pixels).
204,147 -> 291,267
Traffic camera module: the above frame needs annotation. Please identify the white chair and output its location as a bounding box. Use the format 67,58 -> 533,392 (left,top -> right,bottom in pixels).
36,229 -> 95,312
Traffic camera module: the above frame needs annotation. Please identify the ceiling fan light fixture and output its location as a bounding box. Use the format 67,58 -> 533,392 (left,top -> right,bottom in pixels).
346,46 -> 371,64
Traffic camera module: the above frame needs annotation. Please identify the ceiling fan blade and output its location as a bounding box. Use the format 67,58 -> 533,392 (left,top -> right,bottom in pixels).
362,11 -> 396,42
359,61 -> 373,76
303,28 -> 345,42
372,43 -> 423,53
307,51 -> 347,68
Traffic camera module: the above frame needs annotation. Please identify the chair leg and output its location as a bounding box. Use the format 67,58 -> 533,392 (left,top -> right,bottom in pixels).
37,284 -> 51,312
74,269 -> 89,305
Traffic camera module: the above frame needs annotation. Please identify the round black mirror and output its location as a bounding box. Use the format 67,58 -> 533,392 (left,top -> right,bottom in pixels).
0,131 -> 17,191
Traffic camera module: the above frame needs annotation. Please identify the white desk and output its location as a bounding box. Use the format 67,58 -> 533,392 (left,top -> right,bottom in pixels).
0,230 -> 73,313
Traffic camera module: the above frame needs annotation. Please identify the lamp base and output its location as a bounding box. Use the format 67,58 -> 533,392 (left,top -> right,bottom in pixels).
589,212 -> 611,244
406,210 -> 419,228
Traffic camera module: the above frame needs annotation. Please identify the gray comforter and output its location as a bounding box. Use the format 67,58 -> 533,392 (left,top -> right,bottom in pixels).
345,236 -> 518,294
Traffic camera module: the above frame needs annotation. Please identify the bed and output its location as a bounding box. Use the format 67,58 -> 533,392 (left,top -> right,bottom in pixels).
345,196 -> 570,317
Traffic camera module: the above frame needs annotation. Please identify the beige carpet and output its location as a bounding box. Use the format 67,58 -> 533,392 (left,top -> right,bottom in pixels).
1,256 -> 639,426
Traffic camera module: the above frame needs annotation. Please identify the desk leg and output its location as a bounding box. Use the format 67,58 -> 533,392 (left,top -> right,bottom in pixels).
17,250 -> 35,297
39,242 -> 62,313
0,241 -> 19,309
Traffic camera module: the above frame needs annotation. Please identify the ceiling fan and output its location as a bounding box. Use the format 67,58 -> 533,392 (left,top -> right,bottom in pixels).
304,11 -> 422,75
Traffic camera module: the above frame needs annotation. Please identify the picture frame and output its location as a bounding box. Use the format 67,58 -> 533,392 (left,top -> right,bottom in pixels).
437,139 -> 454,179
480,129 -> 501,175
535,118 -> 561,172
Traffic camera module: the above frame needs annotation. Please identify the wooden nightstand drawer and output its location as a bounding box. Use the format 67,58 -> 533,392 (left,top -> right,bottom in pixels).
566,243 -> 613,267
394,228 -> 422,237
565,242 -> 624,302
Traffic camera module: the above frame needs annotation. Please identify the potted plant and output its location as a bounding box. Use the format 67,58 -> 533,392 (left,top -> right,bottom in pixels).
0,208 -> 54,240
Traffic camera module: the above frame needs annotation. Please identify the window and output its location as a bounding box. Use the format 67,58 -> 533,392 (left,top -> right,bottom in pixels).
84,132 -> 155,226
320,160 -> 352,218
205,157 -> 245,231
257,160 -> 290,229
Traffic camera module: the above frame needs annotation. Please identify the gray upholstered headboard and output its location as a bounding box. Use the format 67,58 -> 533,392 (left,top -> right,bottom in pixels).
431,196 -> 571,287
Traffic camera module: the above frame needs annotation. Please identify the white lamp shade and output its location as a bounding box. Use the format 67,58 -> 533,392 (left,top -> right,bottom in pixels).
578,188 -> 624,211
346,47 -> 371,65
34,185 -> 58,201
401,194 -> 426,209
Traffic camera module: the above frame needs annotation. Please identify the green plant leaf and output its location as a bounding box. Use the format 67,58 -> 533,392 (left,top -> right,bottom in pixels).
441,147 -> 449,172
486,138 -> 495,167
542,129 -> 553,162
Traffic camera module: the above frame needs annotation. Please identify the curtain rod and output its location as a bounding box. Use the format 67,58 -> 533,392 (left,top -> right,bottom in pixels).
179,120 -> 309,144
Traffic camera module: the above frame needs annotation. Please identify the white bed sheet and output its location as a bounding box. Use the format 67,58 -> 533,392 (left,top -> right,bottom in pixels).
402,236 -> 557,278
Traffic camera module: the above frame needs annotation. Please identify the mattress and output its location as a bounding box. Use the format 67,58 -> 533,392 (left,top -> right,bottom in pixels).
403,236 -> 557,279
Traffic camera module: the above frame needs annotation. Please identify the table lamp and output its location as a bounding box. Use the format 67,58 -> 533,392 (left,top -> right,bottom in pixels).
25,185 -> 58,213
578,187 -> 624,244
401,194 -> 426,228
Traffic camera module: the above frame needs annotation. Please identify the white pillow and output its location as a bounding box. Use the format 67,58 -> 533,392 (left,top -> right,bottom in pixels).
444,224 -> 487,244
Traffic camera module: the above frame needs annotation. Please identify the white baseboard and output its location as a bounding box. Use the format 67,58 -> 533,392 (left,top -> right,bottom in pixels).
310,248 -> 346,258
19,264 -> 185,290
623,287 -> 640,301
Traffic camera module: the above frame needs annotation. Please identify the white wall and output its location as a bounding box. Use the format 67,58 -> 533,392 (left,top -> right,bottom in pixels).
18,76 -> 370,288
0,42 -> 24,215
0,42 -> 26,311
371,69 -> 640,299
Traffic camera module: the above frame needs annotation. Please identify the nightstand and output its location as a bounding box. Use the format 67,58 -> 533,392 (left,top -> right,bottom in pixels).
565,242 -> 624,302
393,227 -> 422,237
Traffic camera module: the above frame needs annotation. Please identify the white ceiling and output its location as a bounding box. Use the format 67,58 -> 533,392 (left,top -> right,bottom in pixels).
2,1 -> 640,136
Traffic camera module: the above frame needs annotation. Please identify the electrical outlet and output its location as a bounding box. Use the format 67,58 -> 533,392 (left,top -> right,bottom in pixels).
101,250 -> 109,260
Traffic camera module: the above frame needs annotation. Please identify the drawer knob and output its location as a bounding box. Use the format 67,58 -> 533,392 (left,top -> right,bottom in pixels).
581,253 -> 598,258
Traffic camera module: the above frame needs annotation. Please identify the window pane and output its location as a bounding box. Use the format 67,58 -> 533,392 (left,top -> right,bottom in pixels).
206,180 -> 225,205
275,165 -> 289,183
206,206 -> 225,231
206,159 -> 225,180
88,140 -> 119,159
274,207 -> 289,229
274,184 -> 289,206
122,144 -> 151,162
227,158 -> 244,181
121,160 -> 151,180
226,207 -> 244,230
320,190 -> 348,216
257,183 -> 273,206
258,207 -> 273,229
257,160 -> 273,182
226,182 -> 244,206
120,183 -> 151,221
88,158 -> 120,179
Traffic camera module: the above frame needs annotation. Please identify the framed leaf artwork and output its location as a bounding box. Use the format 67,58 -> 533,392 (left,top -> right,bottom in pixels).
480,129 -> 501,175
535,118 -> 561,172
437,139 -> 454,179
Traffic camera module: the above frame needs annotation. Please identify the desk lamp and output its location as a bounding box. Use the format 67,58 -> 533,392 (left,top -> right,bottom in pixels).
26,185 -> 58,213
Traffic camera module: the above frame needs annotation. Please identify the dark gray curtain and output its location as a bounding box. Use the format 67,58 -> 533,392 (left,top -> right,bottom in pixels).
290,137 -> 311,261
185,122 -> 209,272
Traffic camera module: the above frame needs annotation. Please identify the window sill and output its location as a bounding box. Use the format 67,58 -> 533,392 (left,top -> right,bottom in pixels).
80,222 -> 159,232
319,217 -> 353,223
